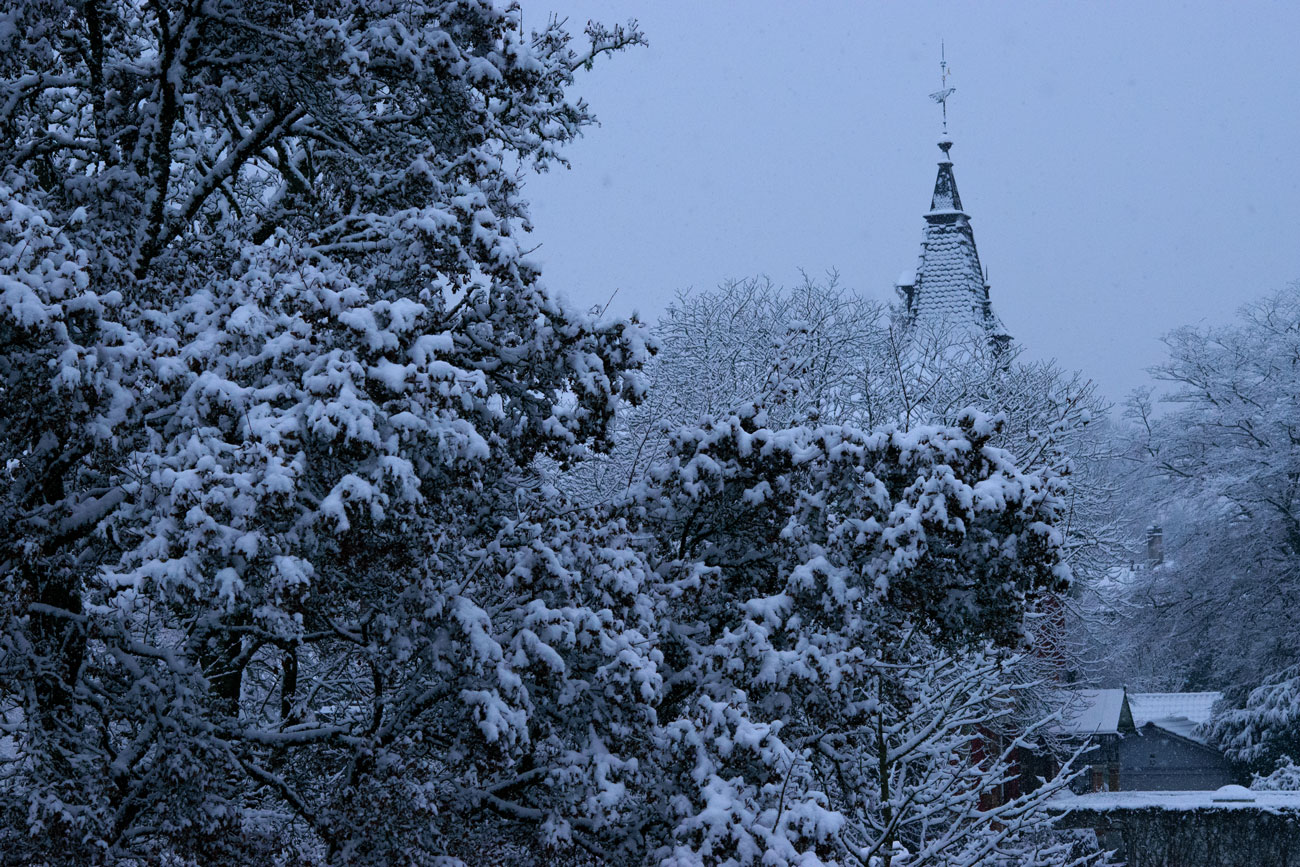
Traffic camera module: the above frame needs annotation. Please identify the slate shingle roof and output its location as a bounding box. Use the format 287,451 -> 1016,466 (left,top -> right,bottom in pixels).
897,142 -> 1009,341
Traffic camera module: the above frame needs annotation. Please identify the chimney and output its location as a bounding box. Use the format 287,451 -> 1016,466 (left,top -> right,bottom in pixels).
1146,525 -> 1164,569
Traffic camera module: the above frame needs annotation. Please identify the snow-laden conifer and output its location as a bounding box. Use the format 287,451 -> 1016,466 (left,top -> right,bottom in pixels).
0,3 -> 652,863
624,404 -> 1103,865
1209,665 -> 1300,788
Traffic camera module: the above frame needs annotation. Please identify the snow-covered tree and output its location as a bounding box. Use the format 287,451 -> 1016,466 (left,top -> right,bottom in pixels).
558,279 -> 1116,864
887,322 -> 1118,660
0,3 -> 654,863
813,647 -> 1092,866
582,278 -> 1116,686
563,274 -> 889,504
1251,758 -> 1300,792
623,405 -> 1103,865
1207,664 -> 1300,788
582,278 -> 1109,489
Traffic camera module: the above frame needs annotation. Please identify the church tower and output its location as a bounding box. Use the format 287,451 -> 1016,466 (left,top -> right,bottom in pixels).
895,56 -> 1010,346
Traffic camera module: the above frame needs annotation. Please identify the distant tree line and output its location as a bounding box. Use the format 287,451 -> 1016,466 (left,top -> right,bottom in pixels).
1095,285 -> 1300,785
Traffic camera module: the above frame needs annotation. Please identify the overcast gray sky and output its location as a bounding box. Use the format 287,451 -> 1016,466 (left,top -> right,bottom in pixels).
524,1 -> 1300,403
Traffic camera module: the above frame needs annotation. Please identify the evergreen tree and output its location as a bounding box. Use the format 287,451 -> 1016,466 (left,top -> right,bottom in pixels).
624,405 -> 1100,865
0,3 -> 651,862
1208,664 -> 1300,787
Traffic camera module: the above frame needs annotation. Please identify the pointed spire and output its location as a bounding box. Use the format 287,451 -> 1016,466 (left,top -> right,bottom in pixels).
927,43 -> 965,214
929,144 -> 964,213
897,49 -> 1010,345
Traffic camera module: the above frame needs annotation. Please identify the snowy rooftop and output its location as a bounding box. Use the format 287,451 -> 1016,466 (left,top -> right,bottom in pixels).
1052,787 -> 1300,813
1129,691 -> 1221,743
1129,692 -> 1220,726
1053,688 -> 1127,736
1048,689 -> 1224,742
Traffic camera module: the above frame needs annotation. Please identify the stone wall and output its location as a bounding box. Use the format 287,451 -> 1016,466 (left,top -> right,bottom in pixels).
1058,807 -> 1300,867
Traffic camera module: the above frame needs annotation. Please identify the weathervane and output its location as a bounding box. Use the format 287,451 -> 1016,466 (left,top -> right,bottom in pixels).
929,41 -> 955,137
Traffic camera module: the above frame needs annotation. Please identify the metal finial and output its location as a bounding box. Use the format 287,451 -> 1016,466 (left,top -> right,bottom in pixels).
929,41 -> 955,138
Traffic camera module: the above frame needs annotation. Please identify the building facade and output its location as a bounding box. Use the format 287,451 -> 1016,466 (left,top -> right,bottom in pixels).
1056,690 -> 1236,793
